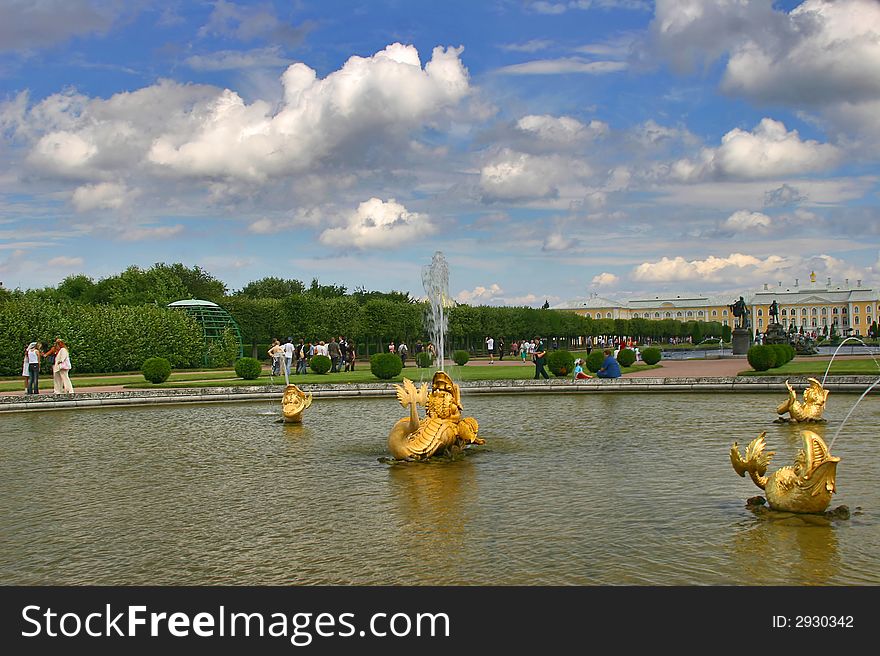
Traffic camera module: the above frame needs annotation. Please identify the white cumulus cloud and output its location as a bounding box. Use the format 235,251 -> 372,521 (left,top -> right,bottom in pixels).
480,149 -> 590,202
456,283 -> 503,304
723,210 -> 772,233
667,118 -> 839,181
71,182 -> 138,212
319,198 -> 435,250
592,272 -> 619,286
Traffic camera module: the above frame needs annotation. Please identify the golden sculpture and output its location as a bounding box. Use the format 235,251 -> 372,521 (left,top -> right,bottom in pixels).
776,378 -> 829,422
730,430 -> 840,513
282,384 -> 313,423
387,371 -> 484,460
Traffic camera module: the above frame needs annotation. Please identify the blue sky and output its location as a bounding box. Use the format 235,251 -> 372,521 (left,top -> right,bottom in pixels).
1,0 -> 879,305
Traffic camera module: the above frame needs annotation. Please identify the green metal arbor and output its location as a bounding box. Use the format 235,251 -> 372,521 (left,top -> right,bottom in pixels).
167,299 -> 243,365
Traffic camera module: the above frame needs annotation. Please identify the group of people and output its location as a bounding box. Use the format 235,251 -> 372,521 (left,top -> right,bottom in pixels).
20,337 -> 74,395
269,336 -> 357,383
388,340 -> 437,367
572,349 -> 622,380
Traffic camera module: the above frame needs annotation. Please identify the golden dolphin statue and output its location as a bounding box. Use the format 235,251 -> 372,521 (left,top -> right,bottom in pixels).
730,430 -> 840,513
282,384 -> 313,423
776,378 -> 829,422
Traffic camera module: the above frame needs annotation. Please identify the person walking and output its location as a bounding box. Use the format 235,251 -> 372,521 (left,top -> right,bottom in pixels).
498,337 -> 505,361
51,338 -> 74,394
533,337 -> 549,379
21,344 -> 29,391
485,336 -> 495,364
346,341 -> 357,371
268,339 -> 283,376
398,341 -> 408,367
328,337 -> 341,373
282,338 -> 295,380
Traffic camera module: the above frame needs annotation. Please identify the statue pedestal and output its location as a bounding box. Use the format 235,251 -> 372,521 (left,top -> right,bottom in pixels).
732,328 -> 752,355
763,322 -> 787,345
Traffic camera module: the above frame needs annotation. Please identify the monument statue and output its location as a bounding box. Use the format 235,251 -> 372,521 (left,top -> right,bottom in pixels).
729,296 -> 749,328
282,384 -> 313,423
388,371 -> 484,460
769,300 -> 779,323
730,430 -> 840,513
776,378 -> 829,422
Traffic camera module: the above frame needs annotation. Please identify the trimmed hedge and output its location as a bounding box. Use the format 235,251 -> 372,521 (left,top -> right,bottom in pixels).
453,350 -> 470,366
415,351 -> 433,368
616,348 -> 637,367
0,298 -> 204,375
586,350 -> 606,373
747,344 -> 777,371
142,357 -> 172,384
370,353 -> 403,380
234,357 -> 263,380
641,347 -> 662,365
768,343 -> 795,367
310,354 -> 332,374
547,349 -> 575,376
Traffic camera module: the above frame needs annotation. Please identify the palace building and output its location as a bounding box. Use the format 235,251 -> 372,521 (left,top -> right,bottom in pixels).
553,272 -> 878,336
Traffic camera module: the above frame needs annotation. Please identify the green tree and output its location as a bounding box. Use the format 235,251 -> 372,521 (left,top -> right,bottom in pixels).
235,276 -> 306,299
154,263 -> 227,302
307,278 -> 347,298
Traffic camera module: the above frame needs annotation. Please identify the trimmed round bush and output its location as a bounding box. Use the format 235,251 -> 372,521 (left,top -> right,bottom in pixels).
234,357 -> 263,380
547,349 -> 575,376
142,357 -> 172,384
586,350 -> 606,373
371,353 -> 403,380
641,347 -> 662,365
747,344 -> 777,371
767,343 -> 792,367
309,354 -> 332,374
415,351 -> 433,368
453,350 -> 470,366
616,348 -> 637,368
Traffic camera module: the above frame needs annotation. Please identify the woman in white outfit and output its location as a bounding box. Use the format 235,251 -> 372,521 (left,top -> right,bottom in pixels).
52,338 -> 74,394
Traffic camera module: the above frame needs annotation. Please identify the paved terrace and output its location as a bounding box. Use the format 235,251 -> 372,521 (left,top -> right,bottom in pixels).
2,357 -> 878,413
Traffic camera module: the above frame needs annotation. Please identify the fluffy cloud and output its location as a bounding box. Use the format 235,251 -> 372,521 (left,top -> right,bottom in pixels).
649,0 -> 880,143
666,118 -> 839,181
71,182 -> 138,213
516,115 -> 608,143
319,198 -> 435,250
479,149 -> 590,201
721,0 -> 880,106
8,43 -> 470,186
632,253 -> 773,282
722,210 -> 772,233
592,272 -> 619,286
456,283 -> 503,304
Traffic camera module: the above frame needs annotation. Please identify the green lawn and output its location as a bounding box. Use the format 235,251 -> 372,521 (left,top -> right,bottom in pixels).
123,363 -> 662,389
738,359 -> 880,377
0,369 -> 242,392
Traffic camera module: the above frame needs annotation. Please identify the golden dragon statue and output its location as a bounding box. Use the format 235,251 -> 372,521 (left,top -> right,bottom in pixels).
387,371 -> 484,460
776,378 -> 829,422
730,430 -> 840,513
282,384 -> 313,423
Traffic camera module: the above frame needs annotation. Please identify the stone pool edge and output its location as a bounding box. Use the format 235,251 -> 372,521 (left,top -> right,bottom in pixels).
2,375 -> 878,413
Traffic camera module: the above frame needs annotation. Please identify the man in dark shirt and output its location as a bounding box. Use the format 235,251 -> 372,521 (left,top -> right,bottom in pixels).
328,337 -> 341,373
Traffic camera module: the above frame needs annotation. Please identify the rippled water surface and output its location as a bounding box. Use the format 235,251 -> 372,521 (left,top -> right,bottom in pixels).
2,393 -> 878,585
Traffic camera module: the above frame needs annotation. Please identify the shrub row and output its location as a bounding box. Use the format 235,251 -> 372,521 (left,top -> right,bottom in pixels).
0,298 -> 204,375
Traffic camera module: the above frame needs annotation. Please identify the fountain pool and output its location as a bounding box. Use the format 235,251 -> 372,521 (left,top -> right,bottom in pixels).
1,392 -> 878,585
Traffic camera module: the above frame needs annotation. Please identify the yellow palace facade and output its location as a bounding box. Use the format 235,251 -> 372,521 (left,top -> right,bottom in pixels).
554,273 -> 878,336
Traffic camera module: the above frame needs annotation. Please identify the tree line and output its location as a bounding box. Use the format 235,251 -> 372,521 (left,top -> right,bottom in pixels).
0,263 -> 726,374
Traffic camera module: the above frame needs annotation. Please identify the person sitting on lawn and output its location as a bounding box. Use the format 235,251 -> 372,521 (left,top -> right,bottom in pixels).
597,349 -> 621,379
573,358 -> 592,380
